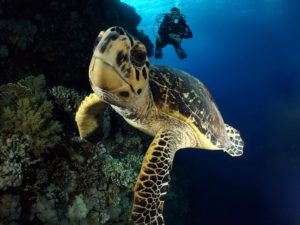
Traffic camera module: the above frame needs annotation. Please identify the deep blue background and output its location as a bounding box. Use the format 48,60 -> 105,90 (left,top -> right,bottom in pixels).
122,1 -> 300,224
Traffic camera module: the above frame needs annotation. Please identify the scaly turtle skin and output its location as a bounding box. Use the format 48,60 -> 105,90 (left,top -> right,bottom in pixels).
75,26 -> 244,225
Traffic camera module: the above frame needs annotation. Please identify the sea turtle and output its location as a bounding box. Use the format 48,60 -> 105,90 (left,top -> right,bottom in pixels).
75,26 -> 244,225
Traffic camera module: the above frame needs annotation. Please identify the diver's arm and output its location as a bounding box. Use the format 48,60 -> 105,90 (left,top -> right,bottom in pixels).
158,16 -> 169,37
180,24 -> 193,39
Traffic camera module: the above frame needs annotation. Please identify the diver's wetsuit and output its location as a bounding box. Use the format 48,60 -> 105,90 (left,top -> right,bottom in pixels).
155,15 -> 193,59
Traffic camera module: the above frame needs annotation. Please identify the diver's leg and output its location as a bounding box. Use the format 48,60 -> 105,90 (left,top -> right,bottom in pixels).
155,37 -> 166,59
172,41 -> 187,59
176,47 -> 187,59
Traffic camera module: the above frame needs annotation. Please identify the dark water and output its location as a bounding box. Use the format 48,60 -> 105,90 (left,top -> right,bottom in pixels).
120,0 -> 300,224
162,2 -> 300,225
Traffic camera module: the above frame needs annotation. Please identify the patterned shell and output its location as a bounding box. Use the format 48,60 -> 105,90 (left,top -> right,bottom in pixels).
149,64 -> 228,146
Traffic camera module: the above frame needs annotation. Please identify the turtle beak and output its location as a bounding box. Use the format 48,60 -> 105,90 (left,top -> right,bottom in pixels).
89,55 -> 127,91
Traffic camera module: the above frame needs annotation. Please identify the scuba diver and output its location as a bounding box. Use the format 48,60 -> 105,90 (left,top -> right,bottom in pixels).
154,7 -> 193,60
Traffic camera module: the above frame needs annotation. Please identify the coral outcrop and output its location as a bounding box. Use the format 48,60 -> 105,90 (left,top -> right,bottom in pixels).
0,75 -> 190,224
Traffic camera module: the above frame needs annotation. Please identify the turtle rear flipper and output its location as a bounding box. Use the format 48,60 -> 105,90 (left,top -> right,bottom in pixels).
75,93 -> 108,143
223,124 -> 244,157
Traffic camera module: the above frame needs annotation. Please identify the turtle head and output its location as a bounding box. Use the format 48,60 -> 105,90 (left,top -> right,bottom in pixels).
89,26 -> 150,104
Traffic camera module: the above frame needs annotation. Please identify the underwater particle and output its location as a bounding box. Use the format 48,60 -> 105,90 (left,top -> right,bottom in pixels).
67,194 -> 89,222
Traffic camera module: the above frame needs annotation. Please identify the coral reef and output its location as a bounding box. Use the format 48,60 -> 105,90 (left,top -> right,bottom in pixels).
0,136 -> 31,191
0,0 -> 153,87
102,153 -> 143,190
0,75 -> 62,157
0,75 -> 190,224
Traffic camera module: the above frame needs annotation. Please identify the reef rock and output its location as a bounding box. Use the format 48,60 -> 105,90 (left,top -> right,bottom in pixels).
0,0 -> 153,88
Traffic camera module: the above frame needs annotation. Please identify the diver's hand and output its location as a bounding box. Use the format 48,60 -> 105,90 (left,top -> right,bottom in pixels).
169,33 -> 182,44
169,33 -> 179,39
175,37 -> 182,44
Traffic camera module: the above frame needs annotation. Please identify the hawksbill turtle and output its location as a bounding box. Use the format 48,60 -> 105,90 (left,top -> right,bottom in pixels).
75,26 -> 244,225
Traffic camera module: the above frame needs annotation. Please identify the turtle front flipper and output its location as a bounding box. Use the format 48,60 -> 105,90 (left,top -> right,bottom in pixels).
132,129 -> 179,225
75,93 -> 108,142
224,124 -> 244,157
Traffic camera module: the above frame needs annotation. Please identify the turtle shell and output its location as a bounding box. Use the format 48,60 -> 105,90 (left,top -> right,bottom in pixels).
149,64 -> 228,149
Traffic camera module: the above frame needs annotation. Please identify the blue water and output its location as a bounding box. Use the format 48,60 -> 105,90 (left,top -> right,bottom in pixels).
122,1 -> 300,224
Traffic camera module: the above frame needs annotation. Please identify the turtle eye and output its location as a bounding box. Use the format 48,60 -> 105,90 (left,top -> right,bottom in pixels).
131,47 -> 146,67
